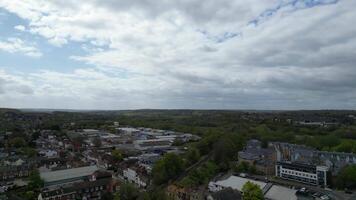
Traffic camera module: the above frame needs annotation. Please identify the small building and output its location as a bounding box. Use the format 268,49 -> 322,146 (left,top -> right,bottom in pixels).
167,184 -> 204,200
122,166 -> 148,188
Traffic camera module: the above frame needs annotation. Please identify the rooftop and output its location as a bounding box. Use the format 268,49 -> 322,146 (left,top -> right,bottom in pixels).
265,185 -> 297,200
212,176 -> 266,191
40,165 -> 98,183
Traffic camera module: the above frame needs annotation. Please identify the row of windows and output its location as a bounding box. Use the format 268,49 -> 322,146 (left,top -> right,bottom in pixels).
281,174 -> 317,185
281,169 -> 317,179
44,191 -> 104,200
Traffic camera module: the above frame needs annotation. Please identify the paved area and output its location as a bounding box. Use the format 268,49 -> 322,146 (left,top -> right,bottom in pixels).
247,174 -> 350,200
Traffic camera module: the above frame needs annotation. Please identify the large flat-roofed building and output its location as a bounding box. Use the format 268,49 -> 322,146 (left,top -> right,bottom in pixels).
38,170 -> 115,200
208,175 -> 299,200
133,139 -> 172,151
276,161 -> 328,187
40,165 -> 99,187
208,176 -> 267,192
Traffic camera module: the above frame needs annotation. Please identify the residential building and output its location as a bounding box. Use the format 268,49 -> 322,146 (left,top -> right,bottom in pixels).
238,139 -> 277,175
0,165 -> 32,181
122,166 -> 148,188
271,141 -> 356,175
167,185 -> 204,200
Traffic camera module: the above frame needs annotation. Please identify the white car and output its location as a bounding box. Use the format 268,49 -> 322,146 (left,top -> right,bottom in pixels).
320,195 -> 330,200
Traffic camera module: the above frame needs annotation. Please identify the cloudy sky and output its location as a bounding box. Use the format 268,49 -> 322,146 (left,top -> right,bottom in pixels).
0,0 -> 355,110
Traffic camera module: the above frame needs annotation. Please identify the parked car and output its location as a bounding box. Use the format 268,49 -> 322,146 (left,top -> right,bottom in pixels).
320,195 -> 330,200
344,189 -> 353,194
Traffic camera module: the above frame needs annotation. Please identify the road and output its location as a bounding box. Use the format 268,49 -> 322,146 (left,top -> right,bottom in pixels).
270,178 -> 344,200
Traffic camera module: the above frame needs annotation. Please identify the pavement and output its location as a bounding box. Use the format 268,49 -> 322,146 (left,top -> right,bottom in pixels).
248,174 -> 351,200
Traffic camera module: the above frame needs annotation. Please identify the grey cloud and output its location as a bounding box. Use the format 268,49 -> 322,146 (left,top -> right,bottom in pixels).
0,76 -> 34,95
89,0 -> 275,25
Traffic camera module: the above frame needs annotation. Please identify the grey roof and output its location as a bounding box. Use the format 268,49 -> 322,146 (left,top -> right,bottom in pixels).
265,185 -> 297,200
40,165 -> 98,183
212,176 -> 267,191
212,188 -> 242,200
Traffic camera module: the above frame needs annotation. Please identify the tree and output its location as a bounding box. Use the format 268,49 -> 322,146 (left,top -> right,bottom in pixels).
242,181 -> 264,200
179,161 -> 218,187
335,165 -> 356,189
21,147 -> 37,158
212,134 -> 244,170
9,137 -> 26,148
138,189 -> 168,200
24,191 -> 36,200
152,153 -> 184,185
234,161 -> 250,173
334,140 -> 356,153
102,192 -> 114,200
186,147 -> 200,165
27,170 -> 44,191
118,183 -> 139,200
112,149 -> 123,161
93,137 -> 102,147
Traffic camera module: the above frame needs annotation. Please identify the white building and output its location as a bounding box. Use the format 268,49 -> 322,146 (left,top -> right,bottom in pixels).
276,161 -> 328,187
133,139 -> 172,150
38,150 -> 58,158
209,175 -> 298,200
123,168 -> 147,188
208,176 -> 266,192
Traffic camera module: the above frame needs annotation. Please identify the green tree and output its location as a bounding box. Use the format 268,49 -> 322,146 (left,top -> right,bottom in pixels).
334,141 -> 356,153
138,189 -> 168,200
212,134 -> 244,169
234,161 -> 250,173
335,165 -> 356,189
9,137 -> 26,148
152,153 -> 184,185
93,137 -> 102,147
118,183 -> 139,200
28,170 -> 44,190
112,149 -> 124,161
21,147 -> 37,158
102,192 -> 114,200
186,147 -> 200,165
24,191 -> 36,200
242,181 -> 264,200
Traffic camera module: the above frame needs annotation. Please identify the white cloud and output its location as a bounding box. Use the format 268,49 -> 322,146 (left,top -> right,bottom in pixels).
0,0 -> 356,109
14,25 -> 25,31
0,37 -> 42,57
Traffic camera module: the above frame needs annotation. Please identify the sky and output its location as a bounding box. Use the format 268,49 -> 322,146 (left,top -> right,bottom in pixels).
0,0 -> 355,110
